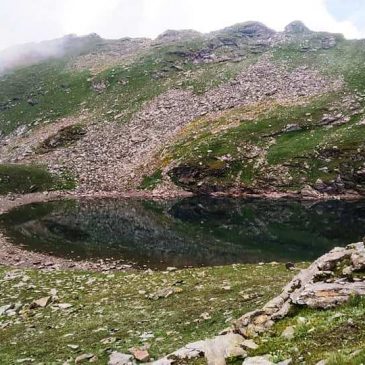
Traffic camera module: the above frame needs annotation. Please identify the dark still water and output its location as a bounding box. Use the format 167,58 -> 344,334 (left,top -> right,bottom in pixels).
0,198 -> 365,269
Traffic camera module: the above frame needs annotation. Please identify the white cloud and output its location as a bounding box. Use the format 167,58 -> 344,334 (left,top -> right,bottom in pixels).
0,0 -> 364,51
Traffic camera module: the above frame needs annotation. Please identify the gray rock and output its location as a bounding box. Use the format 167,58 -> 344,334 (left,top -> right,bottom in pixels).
243,356 -> 273,365
108,352 -> 135,365
282,124 -> 301,133
75,353 -> 94,364
281,325 -> 295,339
284,21 -> 310,34
242,339 -> 259,350
152,333 -> 247,365
0,304 -> 13,316
31,296 -> 52,308
291,281 -> 365,308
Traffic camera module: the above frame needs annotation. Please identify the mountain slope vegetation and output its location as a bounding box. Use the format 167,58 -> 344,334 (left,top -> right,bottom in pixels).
0,21 -> 364,196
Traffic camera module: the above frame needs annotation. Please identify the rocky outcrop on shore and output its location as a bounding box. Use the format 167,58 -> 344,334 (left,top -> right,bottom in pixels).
146,242 -> 365,365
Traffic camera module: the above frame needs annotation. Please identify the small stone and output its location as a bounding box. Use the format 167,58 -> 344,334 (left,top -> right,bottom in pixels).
0,304 -> 13,316
58,303 -> 73,309
130,348 -> 150,362
75,353 -> 94,364
16,359 -> 35,364
32,296 -> 52,308
100,337 -> 117,345
283,123 -> 301,133
67,344 -> 79,350
108,352 -> 135,365
242,339 -> 259,350
200,312 -> 211,320
281,325 -> 295,340
148,287 -> 174,300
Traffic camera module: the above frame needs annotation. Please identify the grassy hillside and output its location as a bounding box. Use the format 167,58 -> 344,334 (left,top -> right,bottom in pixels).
0,23 -> 364,195
0,61 -> 92,135
146,37 -> 365,195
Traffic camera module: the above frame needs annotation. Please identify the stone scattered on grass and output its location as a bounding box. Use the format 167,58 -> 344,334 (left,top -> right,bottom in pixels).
58,303 -> 73,309
16,359 -> 35,364
108,352 -> 135,365
129,348 -> 150,362
148,287 -> 175,300
75,353 -> 95,364
67,344 -> 79,350
31,296 -> 52,308
281,325 -> 295,340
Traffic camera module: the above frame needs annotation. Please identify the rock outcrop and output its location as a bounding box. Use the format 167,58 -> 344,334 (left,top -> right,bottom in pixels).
150,242 -> 365,365
284,21 -> 311,34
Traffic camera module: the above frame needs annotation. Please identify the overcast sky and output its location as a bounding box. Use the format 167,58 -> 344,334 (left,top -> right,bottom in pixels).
1,0 -> 365,51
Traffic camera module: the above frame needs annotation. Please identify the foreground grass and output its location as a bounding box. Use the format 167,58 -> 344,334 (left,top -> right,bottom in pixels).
0,263 -> 297,364
250,296 -> 365,364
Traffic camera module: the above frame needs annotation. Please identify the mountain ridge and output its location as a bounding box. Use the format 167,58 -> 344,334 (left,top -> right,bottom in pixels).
0,20 -> 344,73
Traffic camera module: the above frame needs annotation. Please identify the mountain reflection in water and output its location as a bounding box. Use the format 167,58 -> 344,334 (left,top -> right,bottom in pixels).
1,197 -> 364,269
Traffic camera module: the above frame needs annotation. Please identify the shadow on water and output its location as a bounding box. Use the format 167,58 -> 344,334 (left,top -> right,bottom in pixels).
0,197 -> 365,269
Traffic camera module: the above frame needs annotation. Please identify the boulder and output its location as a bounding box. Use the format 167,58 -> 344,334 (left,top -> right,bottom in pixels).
291,281 -> 365,309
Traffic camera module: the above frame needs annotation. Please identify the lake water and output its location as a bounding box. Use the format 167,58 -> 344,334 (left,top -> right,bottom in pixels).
1,197 -> 364,269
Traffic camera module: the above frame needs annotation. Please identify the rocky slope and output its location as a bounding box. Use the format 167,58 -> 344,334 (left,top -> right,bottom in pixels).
0,21 -> 364,197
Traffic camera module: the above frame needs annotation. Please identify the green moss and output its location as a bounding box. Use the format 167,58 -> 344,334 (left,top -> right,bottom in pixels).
0,164 -> 76,194
139,170 -> 163,190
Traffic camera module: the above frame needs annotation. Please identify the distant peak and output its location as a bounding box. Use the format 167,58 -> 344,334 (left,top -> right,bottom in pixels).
284,21 -> 311,34
155,29 -> 201,42
217,21 -> 276,38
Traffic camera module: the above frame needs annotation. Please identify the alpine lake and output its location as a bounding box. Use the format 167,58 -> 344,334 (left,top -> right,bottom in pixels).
1,197 -> 365,270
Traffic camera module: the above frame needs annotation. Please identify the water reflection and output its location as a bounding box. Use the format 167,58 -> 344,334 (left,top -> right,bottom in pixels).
1,197 -> 364,269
